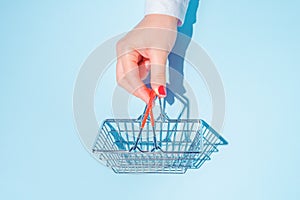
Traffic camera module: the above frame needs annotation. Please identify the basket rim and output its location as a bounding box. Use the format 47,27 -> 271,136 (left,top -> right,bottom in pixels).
96,118 -> 228,146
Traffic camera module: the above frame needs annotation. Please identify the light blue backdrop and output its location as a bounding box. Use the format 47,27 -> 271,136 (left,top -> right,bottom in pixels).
1,0 -> 299,200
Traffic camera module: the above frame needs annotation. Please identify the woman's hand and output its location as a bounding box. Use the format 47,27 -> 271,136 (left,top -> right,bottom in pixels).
116,14 -> 178,103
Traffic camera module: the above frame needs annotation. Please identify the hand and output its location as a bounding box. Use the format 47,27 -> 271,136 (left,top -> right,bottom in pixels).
116,14 -> 178,103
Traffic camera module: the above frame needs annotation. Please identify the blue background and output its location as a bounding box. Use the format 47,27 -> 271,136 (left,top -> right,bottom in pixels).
1,0 -> 299,199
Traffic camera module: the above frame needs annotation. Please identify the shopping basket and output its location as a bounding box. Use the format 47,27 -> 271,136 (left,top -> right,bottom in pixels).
92,91 -> 228,174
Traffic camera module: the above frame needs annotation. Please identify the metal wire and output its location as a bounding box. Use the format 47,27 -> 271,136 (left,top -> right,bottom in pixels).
92,118 -> 227,174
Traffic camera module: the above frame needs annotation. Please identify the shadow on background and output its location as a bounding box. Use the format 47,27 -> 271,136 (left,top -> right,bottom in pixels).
165,0 -> 200,119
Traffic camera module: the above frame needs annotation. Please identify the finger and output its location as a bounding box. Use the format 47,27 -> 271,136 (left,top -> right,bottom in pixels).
117,60 -> 151,103
138,59 -> 150,80
121,53 -> 151,103
116,60 -> 134,93
149,49 -> 168,98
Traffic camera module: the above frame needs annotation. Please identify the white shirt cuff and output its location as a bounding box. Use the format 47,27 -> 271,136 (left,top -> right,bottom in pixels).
145,0 -> 190,26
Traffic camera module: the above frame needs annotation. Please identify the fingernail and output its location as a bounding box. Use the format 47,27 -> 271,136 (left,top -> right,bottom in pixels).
158,85 -> 166,96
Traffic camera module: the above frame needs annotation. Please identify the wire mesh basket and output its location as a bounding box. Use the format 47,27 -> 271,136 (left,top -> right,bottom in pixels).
92,116 -> 228,174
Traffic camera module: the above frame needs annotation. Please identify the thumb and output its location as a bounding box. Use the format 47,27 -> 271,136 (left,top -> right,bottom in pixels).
149,51 -> 167,98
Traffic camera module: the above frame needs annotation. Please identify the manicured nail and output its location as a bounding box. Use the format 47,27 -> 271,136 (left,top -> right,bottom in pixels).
158,85 -> 166,96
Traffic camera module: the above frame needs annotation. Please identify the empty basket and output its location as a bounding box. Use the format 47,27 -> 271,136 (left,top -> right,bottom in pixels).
92,94 -> 228,174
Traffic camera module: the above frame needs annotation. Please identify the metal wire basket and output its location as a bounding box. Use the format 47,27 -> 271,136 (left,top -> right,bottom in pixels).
92,91 -> 228,174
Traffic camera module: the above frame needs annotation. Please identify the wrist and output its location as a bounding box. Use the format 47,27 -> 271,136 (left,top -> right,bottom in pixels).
140,14 -> 178,30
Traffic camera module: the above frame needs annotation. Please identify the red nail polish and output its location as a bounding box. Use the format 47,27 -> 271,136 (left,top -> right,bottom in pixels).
158,85 -> 166,96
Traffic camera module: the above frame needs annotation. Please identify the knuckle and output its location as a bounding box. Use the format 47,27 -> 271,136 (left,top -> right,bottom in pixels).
116,75 -> 126,87
116,76 -> 123,86
116,39 -> 126,54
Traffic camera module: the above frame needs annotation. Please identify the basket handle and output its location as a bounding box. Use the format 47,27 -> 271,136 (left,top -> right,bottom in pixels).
157,97 -> 170,121
129,90 -> 163,152
137,95 -> 169,122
